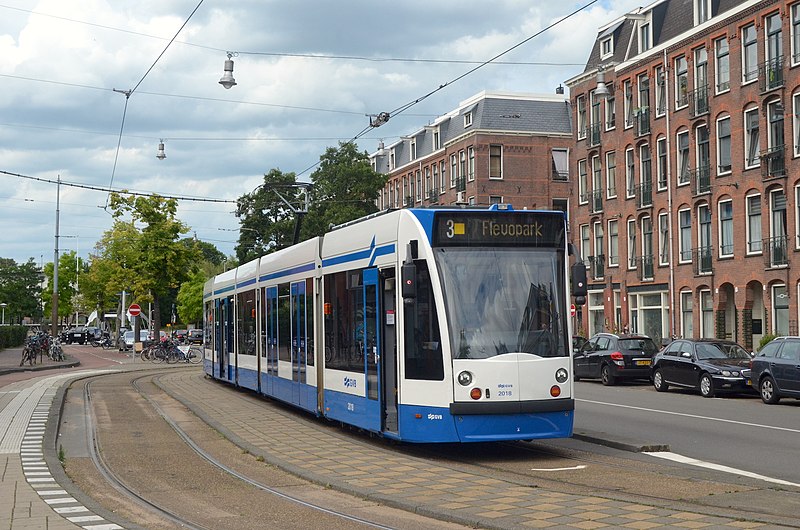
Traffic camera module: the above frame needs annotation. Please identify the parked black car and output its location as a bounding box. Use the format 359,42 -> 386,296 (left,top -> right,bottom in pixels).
173,329 -> 188,343
750,336 -> 800,404
186,329 -> 203,345
651,339 -> 753,398
574,333 -> 659,385
64,326 -> 88,345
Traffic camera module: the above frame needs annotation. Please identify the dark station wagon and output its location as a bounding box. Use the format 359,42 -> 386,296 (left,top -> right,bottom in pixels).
750,336 -> 800,404
574,333 -> 659,385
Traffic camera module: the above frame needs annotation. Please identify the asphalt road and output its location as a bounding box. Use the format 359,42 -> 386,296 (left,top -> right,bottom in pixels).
573,379 -> 800,486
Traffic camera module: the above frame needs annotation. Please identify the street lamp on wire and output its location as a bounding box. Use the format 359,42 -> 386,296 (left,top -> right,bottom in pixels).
0,303 -> 7,326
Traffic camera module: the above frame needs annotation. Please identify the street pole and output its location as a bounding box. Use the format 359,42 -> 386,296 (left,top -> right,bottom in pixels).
51,175 -> 61,338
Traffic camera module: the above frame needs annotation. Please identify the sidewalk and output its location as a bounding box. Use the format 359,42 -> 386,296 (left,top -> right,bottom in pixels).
0,346 -> 80,376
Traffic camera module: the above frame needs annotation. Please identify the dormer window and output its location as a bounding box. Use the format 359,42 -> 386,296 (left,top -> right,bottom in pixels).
694,0 -> 711,25
464,112 -> 473,127
601,37 -> 613,59
389,148 -> 396,170
639,22 -> 650,52
410,138 -> 417,160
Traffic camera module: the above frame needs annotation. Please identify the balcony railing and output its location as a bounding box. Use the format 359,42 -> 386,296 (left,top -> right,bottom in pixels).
637,255 -> 654,281
455,176 -> 466,193
404,195 -> 413,206
586,123 -> 601,147
688,85 -> 709,117
635,108 -> 650,136
588,254 -> 605,280
691,165 -> 712,195
692,246 -> 713,275
634,180 -> 653,208
761,145 -> 786,179
759,56 -> 784,92
427,189 -> 438,204
590,190 -> 603,214
764,235 -> 788,268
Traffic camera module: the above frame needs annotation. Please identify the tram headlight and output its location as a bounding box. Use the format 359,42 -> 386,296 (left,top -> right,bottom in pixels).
555,368 -> 569,384
457,371 -> 473,386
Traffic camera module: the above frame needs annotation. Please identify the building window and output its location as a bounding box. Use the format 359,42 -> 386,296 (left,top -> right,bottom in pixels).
467,146 -> 475,182
677,130 -> 690,185
593,221 -> 604,269
773,284 -> 789,335
433,128 -> 441,150
766,12 -> 783,66
439,161 -> 446,193
794,92 -> 800,157
700,290 -> 714,338
659,212 -> 669,265
459,150 -> 466,180
770,188 -> 787,254
695,46 -> 708,96
681,291 -> 694,338
695,0 -> 710,24
640,143 -> 651,189
642,216 -> 653,278
717,116 -> 731,174
577,95 -> 587,139
464,112 -> 473,127
747,194 -> 762,254
698,204 -> 712,267
489,145 -> 502,179
601,37 -> 613,58
655,65 -> 666,116
795,185 -> 800,249
675,56 -> 688,108
605,92 -> 616,130
627,218 -> 637,270
489,195 -> 503,205
793,4 -> 800,66
767,99 -> 785,152
415,170 -> 422,202
389,148 -> 396,170
410,138 -> 417,160
578,159 -> 588,205
696,125 -> 710,183
608,219 -> 619,266
719,200 -> 734,257
580,224 -> 590,263
606,151 -> 617,198
715,36 -> 730,93
450,154 -> 457,188
625,147 -> 635,198
679,208 -> 692,262
592,155 -> 602,208
552,148 -> 569,181
432,164 -> 439,196
424,167 -> 431,199
657,136 -> 667,190
623,80 -> 633,128
742,24 -> 758,83
744,107 -> 760,169
640,22 -> 650,52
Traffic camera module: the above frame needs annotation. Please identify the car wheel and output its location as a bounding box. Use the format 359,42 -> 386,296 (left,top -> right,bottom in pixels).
699,373 -> 715,398
759,376 -> 780,404
653,369 -> 669,392
600,364 -> 616,386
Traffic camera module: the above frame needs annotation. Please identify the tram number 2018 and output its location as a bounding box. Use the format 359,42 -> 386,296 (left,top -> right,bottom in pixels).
498,390 -> 513,397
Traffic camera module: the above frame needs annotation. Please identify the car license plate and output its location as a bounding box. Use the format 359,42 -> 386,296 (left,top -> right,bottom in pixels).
746,379 -> 752,386
635,359 -> 651,366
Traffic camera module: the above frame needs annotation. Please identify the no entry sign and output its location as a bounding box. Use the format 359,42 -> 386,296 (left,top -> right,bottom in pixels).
129,304 -> 141,317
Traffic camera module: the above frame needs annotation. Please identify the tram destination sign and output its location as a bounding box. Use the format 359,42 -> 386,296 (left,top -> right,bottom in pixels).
432,211 -> 565,248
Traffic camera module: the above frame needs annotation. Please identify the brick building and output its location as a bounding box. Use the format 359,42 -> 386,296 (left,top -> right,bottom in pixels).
566,0 -> 800,349
369,91 -> 573,215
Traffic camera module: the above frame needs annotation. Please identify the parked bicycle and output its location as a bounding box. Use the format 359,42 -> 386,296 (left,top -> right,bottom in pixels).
48,337 -> 65,362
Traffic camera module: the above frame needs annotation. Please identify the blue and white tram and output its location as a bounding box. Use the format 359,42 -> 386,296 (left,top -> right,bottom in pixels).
203,205 -> 587,443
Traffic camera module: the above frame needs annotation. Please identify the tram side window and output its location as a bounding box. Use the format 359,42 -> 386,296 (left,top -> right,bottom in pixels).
303,278 -> 314,367
405,260 -> 444,381
278,283 -> 291,362
236,290 -> 257,355
204,301 -> 212,346
323,270 -> 365,373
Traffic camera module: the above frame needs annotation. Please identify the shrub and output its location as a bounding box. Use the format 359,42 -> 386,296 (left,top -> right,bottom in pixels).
0,326 -> 28,350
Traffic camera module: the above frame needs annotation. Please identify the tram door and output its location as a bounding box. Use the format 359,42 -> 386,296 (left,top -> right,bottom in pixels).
380,269 -> 398,433
290,280 -> 308,408
363,268 -> 382,432
218,296 -> 232,381
262,286 -> 278,396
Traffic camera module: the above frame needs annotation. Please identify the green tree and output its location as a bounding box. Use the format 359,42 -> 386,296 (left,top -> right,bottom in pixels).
0,258 -> 43,324
107,193 -> 201,330
235,168 -> 302,261
41,252 -> 86,324
185,239 -> 226,266
177,268 -> 205,326
301,141 -> 386,239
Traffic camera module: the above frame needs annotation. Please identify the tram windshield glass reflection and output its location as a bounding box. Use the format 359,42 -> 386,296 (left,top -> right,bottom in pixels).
435,248 -> 567,359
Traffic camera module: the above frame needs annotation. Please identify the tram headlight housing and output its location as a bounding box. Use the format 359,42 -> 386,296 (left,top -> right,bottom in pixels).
457,371 -> 473,386
555,368 -> 569,384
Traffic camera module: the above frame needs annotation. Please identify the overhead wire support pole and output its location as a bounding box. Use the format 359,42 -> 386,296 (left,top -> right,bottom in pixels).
51,175 -> 60,337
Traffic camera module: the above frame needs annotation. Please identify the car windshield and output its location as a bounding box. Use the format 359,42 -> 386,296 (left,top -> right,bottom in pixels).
435,247 -> 567,359
696,342 -> 750,360
618,338 -> 658,354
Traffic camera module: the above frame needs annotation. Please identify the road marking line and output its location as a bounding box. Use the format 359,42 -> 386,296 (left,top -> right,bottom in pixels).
577,398 -> 800,434
530,465 -> 587,471
646,451 -> 800,488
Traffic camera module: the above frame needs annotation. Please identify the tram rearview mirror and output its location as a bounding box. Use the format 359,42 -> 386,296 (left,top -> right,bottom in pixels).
401,262 -> 416,300
571,262 -> 587,303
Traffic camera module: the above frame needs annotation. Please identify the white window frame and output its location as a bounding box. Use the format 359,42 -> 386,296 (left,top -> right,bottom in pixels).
605,92 -> 616,131
796,185 -> 800,249
577,95 -> 587,139
772,284 -> 789,336
716,115 -> 732,175
700,289 -> 714,338
605,151 -> 617,198
656,136 -> 667,190
746,193 -> 762,255
467,146 -> 475,182
658,211 -> 670,266
578,159 -> 588,205
593,220 -> 604,262
464,112 -> 473,128
680,291 -> 694,338
608,219 -> 619,267
677,130 -> 690,186
679,208 -> 692,263
410,138 -> 417,160
719,199 -> 734,258
601,37 -> 613,59
715,36 -> 730,94
675,56 -> 688,109
450,154 -> 457,188
627,218 -> 637,270
655,65 -> 666,117
623,80 -> 633,129
489,145 -> 503,180
640,22 -> 651,52
694,0 -> 711,25
742,23 -> 758,84
580,224 -> 591,265
794,92 -> 800,158
744,107 -> 760,169
625,147 -> 635,198
792,4 -> 800,67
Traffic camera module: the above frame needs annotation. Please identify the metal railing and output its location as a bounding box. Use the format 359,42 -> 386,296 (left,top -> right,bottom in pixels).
637,255 -> 654,280
590,190 -> 603,214
588,254 -> 605,280
635,108 -> 650,136
586,123 -> 601,147
634,180 -> 653,208
427,189 -> 438,204
688,85 -> 709,117
692,247 -> 713,275
764,235 -> 788,268
759,56 -> 784,92
455,176 -> 466,193
760,145 -> 786,179
691,165 -> 712,195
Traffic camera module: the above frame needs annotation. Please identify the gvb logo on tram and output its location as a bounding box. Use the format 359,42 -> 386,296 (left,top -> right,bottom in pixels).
203,206 -> 588,443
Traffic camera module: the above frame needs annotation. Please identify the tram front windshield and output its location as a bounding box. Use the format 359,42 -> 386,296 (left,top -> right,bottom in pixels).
435,247 -> 567,359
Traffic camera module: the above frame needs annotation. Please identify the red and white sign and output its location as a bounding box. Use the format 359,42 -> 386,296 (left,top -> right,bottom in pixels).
570,304 -> 576,317
128,304 -> 141,317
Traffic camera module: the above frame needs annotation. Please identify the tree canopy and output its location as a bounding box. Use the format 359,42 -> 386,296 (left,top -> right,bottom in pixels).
0,258 -> 43,324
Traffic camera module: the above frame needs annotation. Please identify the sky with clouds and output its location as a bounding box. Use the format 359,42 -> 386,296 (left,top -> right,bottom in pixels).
0,0 -> 644,266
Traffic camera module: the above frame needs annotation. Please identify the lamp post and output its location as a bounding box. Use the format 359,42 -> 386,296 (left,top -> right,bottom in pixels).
1,303 -> 7,326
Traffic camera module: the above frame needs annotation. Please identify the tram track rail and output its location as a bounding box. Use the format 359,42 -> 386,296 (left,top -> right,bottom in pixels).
80,371 -> 397,530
